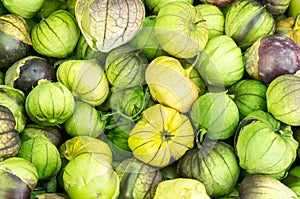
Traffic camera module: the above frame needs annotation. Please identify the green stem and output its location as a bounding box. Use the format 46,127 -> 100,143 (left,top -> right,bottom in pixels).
195,128 -> 207,148
115,87 -> 151,122
194,19 -> 206,25
100,111 -> 117,121
228,93 -> 235,100
105,121 -> 132,130
293,13 -> 300,31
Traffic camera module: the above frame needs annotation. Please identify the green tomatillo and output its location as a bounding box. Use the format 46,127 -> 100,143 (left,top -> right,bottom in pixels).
154,1 -> 208,59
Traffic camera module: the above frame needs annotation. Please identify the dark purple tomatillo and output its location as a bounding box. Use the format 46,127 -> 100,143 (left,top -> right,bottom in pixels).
244,35 -> 300,84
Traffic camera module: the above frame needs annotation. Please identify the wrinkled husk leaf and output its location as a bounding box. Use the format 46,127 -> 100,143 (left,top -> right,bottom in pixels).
75,0 -> 145,52
64,100 -> 106,138
261,0 -> 291,16
0,85 -> 27,133
115,157 -> 164,199
239,174 -> 298,199
31,10 -> 80,58
275,14 -> 300,47
4,55 -> 56,95
128,104 -> 195,168
154,1 -> 208,58
235,110 -> 298,179
2,0 -> 45,18
57,59 -> 109,106
18,138 -> 62,180
228,79 -> 267,119
59,136 -> 113,165
189,92 -> 239,140
225,0 -> 275,49
195,4 -> 225,39
177,141 -> 240,197
20,123 -> 64,148
0,157 -> 38,190
195,35 -> 244,87
0,14 -> 31,44
153,178 -> 210,199
146,56 -> 199,113
25,82 -> 75,126
0,105 -> 20,161
0,14 -> 31,68
105,45 -> 148,89
266,74 -> 300,126
145,0 -> 193,14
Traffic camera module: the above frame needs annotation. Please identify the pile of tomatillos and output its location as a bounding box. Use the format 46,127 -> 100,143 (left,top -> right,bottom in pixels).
1,0 -> 300,198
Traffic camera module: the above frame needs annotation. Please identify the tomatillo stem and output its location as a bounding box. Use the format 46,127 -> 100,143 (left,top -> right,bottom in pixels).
293,13 -> 300,31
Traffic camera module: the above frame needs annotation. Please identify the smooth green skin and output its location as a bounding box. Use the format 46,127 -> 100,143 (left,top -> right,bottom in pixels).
196,35 -> 244,87
2,0 -> 45,18
25,82 -> 75,126
63,153 -> 120,199
190,92 -> 239,140
266,74 -> 300,126
31,10 -> 80,58
195,4 -> 225,39
235,111 -> 298,179
0,157 -> 38,190
0,85 -> 26,133
56,59 -> 109,106
145,0 -> 193,14
225,0 -> 275,49
64,100 -> 105,138
228,79 -> 267,119
154,1 -> 208,59
288,0 -> 300,17
177,142 -> 240,197
18,138 -> 62,180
